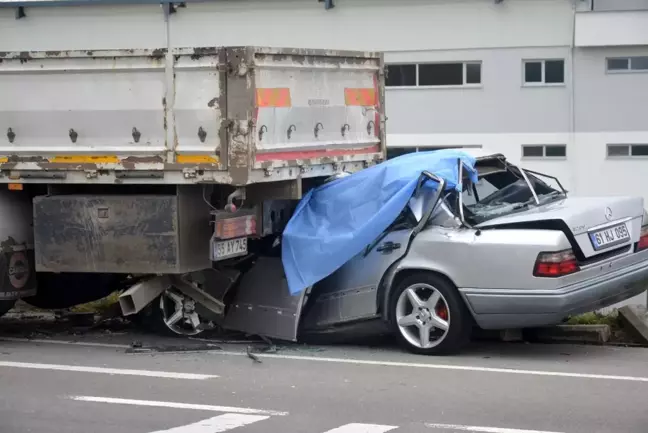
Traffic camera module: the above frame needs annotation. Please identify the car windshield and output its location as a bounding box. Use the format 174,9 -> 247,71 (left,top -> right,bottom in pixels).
458,158 -> 564,225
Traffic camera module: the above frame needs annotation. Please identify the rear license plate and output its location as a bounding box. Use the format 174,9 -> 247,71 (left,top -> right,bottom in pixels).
589,223 -> 631,251
213,237 -> 248,261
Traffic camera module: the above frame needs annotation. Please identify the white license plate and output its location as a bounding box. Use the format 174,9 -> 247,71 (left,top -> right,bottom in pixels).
213,237 -> 248,261
589,223 -> 631,251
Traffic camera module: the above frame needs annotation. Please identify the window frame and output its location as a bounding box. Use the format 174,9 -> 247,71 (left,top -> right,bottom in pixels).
521,59 -> 566,87
521,144 -> 567,160
385,61 -> 483,89
606,144 -> 648,159
606,56 -> 648,74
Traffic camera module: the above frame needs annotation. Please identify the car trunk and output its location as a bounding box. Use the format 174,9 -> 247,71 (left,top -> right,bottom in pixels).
476,195 -> 645,260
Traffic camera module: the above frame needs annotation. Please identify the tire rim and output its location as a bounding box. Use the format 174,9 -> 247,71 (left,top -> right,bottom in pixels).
159,287 -> 209,336
395,283 -> 450,349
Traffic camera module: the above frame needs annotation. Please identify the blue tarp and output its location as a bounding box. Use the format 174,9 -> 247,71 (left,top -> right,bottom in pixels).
281,149 -> 479,295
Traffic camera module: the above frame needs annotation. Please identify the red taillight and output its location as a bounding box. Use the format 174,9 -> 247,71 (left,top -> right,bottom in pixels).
533,249 -> 580,278
215,215 -> 257,240
637,225 -> 648,252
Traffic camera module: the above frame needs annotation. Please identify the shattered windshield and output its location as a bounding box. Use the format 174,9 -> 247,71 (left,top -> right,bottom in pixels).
459,158 -> 564,225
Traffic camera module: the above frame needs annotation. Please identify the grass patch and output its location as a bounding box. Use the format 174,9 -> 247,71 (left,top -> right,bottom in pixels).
566,311 -> 622,329
70,291 -> 120,314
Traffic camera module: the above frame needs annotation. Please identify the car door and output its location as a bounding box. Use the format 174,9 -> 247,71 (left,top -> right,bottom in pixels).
299,225 -> 414,331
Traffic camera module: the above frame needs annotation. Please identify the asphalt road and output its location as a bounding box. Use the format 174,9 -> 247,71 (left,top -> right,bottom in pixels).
1,333 -> 648,433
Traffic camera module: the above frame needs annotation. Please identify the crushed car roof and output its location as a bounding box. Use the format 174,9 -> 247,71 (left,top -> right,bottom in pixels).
281,149 -> 479,295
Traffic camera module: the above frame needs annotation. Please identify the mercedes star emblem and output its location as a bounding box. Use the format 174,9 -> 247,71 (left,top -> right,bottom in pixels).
605,207 -> 613,221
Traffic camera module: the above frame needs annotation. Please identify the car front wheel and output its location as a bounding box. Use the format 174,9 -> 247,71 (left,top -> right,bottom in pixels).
389,273 -> 471,355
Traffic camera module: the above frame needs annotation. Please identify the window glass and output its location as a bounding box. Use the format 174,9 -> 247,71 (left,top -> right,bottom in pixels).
522,146 -> 544,157
524,61 -> 542,83
419,63 -> 463,86
545,145 -> 566,157
544,60 -> 565,84
607,144 -> 630,157
465,63 -> 482,84
607,58 -> 629,71
630,56 -> 648,71
631,145 -> 648,156
385,64 -> 416,87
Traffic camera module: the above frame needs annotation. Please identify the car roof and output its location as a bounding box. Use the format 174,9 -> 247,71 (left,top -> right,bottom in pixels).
457,147 -> 504,160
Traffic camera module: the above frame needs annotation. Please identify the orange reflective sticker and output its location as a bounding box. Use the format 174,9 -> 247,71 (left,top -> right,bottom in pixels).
344,88 -> 377,106
256,88 -> 292,108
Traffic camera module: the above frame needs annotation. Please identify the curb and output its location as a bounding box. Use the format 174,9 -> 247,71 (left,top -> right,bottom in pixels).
525,324 -> 611,344
619,305 -> 648,345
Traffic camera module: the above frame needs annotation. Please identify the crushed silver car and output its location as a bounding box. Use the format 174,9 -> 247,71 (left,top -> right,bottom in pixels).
296,149 -> 648,355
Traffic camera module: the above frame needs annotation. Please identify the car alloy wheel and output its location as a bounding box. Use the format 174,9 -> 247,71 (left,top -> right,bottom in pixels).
395,283 -> 450,349
389,273 -> 471,355
158,287 -> 210,336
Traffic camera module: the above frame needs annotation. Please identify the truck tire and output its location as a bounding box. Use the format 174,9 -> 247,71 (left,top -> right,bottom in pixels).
24,273 -> 125,310
389,272 -> 471,355
0,300 -> 16,318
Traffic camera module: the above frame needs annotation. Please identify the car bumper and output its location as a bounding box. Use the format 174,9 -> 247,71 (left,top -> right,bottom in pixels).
459,255 -> 648,330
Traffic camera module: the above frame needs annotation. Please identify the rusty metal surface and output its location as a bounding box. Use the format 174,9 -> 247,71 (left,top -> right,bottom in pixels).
33,187 -> 211,273
0,45 -> 385,186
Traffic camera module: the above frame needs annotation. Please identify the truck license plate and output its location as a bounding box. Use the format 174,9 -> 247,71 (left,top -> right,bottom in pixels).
589,223 -> 630,251
214,237 -> 248,260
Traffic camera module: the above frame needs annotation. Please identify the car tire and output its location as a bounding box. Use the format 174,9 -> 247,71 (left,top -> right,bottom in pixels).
0,299 -> 16,318
389,272 -> 471,355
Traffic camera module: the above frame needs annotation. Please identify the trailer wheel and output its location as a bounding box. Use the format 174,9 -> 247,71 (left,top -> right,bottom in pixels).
137,287 -> 212,337
0,300 -> 16,318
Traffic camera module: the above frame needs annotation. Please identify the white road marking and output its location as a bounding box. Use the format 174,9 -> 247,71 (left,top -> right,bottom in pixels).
323,423 -> 398,433
149,413 -> 269,433
6,336 -> 648,384
212,351 -> 648,383
426,423 -> 564,433
0,361 -> 217,380
71,396 -> 289,417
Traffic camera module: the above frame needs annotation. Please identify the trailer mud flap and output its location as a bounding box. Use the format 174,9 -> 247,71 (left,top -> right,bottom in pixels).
222,256 -> 307,342
0,249 -> 36,301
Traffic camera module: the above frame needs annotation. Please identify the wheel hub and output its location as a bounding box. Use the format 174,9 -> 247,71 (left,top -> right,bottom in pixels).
417,307 -> 432,325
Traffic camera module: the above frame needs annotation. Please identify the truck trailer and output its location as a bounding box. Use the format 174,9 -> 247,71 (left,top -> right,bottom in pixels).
0,3 -> 386,340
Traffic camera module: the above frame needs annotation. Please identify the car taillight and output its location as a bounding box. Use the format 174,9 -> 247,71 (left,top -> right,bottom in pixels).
533,249 -> 580,278
637,225 -> 648,252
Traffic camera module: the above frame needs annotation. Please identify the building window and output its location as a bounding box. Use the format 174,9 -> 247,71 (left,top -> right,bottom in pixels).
607,144 -> 648,158
606,56 -> 648,73
523,59 -> 565,85
386,62 -> 481,87
385,64 -> 416,87
522,144 -> 567,158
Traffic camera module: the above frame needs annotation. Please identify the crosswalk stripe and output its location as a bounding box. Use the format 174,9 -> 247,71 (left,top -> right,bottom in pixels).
148,413 -> 269,433
322,423 -> 398,433
70,396 -> 288,416
425,423 -> 564,433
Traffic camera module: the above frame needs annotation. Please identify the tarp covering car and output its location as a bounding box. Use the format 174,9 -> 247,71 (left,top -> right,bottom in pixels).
282,149 -> 479,295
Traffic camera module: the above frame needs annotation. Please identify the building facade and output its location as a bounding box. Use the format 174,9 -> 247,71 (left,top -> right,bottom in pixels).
1,0 -> 648,306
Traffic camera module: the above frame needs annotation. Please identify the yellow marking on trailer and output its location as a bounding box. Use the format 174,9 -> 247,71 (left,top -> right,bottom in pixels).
176,155 -> 220,164
50,155 -> 120,163
0,157 -> 8,163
